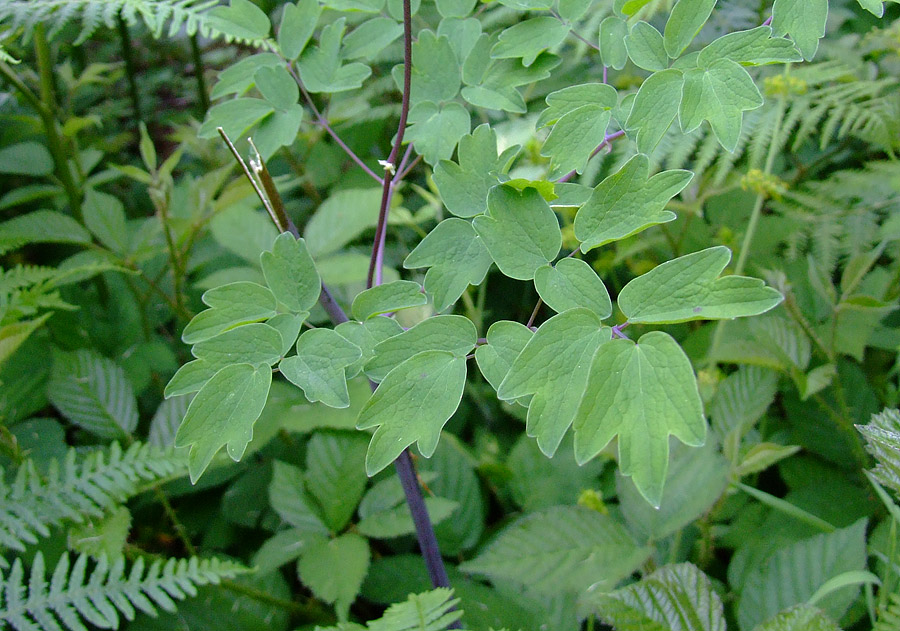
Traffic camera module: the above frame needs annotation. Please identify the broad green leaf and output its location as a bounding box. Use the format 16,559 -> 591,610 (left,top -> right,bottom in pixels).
537,83 -> 618,129
534,258 -> 612,318
254,65 -> 299,110
305,431 -> 370,532
697,27 -> 802,67
432,124 -> 518,218
858,408 -> 900,499
164,359 -> 220,397
752,605 -> 841,631
404,218 -> 493,311
83,189 -> 128,253
541,105 -> 612,178
269,460 -> 330,533
498,308 -> 609,455
625,21 -> 669,71
351,280 -> 426,320
48,349 -> 138,439
473,186 -> 562,281
260,233 -> 321,312
461,53 -> 560,114
210,53 -> 281,99
303,188 -> 383,258
437,16 -> 482,62
405,101 -> 471,165
191,323 -> 284,368
559,0 -> 592,21
496,0 -> 553,9
573,331 -> 706,507
599,16 -> 629,70
198,98 -> 274,139
342,17 -> 403,60
772,0 -> 827,61
575,154 -> 692,252
436,0 -> 477,18
357,497 -> 459,538
268,313 -> 306,356
474,320 -> 533,396
327,0 -> 385,11
207,0 -> 271,40
365,315 -> 476,382
176,363 -> 273,482
736,443 -> 802,478
588,563 -> 726,631
335,317 -> 404,378
491,18 -> 568,67
460,506 -> 650,594
408,31 -> 461,104
618,246 -> 783,324
278,0 -> 321,60
209,203 -> 280,263
856,0 -> 887,17
0,210 -> 91,253
182,282 -> 278,344
679,58 -> 764,151
357,351 -> 467,475
625,69 -> 683,153
298,19 -> 372,93
0,141 -> 53,176
664,0 -> 717,58
252,528 -> 323,574
619,0 -> 654,14
298,533 -> 370,622
280,329 -> 362,408
737,519 -> 868,631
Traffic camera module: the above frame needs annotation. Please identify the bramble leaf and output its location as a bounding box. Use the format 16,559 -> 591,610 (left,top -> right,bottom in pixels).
534,258 -> 612,318
305,432 -> 370,532
260,233 -> 321,313
280,329 -> 362,408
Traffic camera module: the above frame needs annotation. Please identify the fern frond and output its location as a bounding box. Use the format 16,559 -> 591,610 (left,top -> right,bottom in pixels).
316,589 -> 463,631
876,592 -> 900,631
0,552 -> 246,631
0,0 -> 271,48
0,443 -> 187,562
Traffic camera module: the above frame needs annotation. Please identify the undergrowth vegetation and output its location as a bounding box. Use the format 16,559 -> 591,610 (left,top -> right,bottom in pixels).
0,1 -> 899,630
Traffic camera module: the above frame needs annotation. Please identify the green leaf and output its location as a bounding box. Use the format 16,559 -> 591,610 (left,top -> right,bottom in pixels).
772,0 -> 827,61
619,0 -> 654,15
618,246 -> 783,324
559,0 -> 592,21
357,497 -> 459,538
0,210 -> 91,254
697,27 -> 802,67
588,563 -> 726,631
182,282 -> 278,344
67,506 -> 131,560
206,0 -> 271,40
357,351 -> 467,475
305,431 -> 370,532
0,141 -> 53,176
298,533 -> 370,622
625,68 -> 684,153
365,315 -> 476,382
198,98 -> 274,139
752,605 -> 842,631
253,528 -> 322,574
210,53 -> 282,99
599,16 -> 629,70
856,0 -> 886,17
253,65 -> 299,110
164,359 -> 220,397
82,188 -> 128,254
491,18 -> 568,67
496,0 -> 553,9
436,0 -> 477,18
408,31 -> 461,104
473,186 -> 562,281
268,313 -> 307,356
351,280 -> 427,320
437,16 -> 482,62
280,329 -> 362,408
542,105 -> 612,178
432,124 -> 517,219
48,349 -> 139,439
403,218 -> 493,311
303,188 -> 383,258
342,17 -> 403,60
679,58 -> 764,152
474,320 -> 533,396
335,317 -> 404,378
574,154 -> 692,251
537,83 -> 617,129
191,323 -> 284,369
737,519 -> 868,631
664,0 -> 717,58
534,258 -> 612,318
573,331 -> 706,507
260,233 -> 321,312
405,101 -> 471,165
857,408 -> 900,499
269,460 -> 330,533
498,308 -> 609,454
298,19 -> 372,93
460,506 -> 650,594
175,363 -> 273,482
625,21 -> 669,71
709,366 -> 778,438
209,203 -> 280,262
335,588 -> 462,631
278,0 -> 321,60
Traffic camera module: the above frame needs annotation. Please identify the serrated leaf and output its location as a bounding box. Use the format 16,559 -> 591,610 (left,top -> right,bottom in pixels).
83,189 -> 128,253
460,506 -> 650,594
772,0 -> 827,61
857,408 -> 900,499
280,329 -> 362,408
588,563 -> 726,631
405,101 -> 471,165
498,308 -> 609,455
575,154 -> 691,252
679,58 -> 764,152
600,16 -> 629,70
534,258 -> 612,318
260,233 -> 321,312
664,0 -> 717,58
542,105 -> 612,178
278,0 -> 321,60
298,18 -> 372,93
182,282 -> 278,344
351,280 -> 427,320
0,141 -> 53,176
752,604 -> 842,631
305,431 -> 370,531
357,351 -> 467,475
357,497 -> 459,538
697,27 -> 802,67
403,218 -> 493,311
709,366 -> 779,438
625,21 -> 669,71
618,246 -> 783,324
176,364 -> 272,481
365,315 -> 476,382
573,331 -> 706,507
270,460 -> 330,533
191,323 -> 284,368
736,443 -> 802,477
473,186 -> 562,281
474,320 -> 533,395
253,528 -> 324,574
625,69 -> 684,153
298,533 -> 370,622
491,18 -> 568,67
0,210 -> 91,253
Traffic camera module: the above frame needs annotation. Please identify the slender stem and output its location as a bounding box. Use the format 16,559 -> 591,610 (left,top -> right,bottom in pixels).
217,127 -> 282,230
189,33 -> 210,116
526,298 -> 543,328
249,137 -> 294,234
555,130 -> 625,184
116,14 -> 143,130
569,28 -> 600,51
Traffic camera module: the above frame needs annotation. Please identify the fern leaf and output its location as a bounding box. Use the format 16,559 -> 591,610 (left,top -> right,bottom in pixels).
0,443 -> 187,562
0,552 -> 246,631
316,589 -> 463,631
875,592 -> 900,631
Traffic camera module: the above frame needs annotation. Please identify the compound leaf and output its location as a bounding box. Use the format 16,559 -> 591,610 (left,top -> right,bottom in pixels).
365,315 -> 476,382
491,17 -> 568,67
182,282 -> 277,344
625,21 -> 668,71
664,0 -> 717,58
351,280 -> 427,320
261,233 -> 321,313
771,0 -> 827,61
305,431 -> 370,532
625,69 -> 684,153
534,258 -> 612,318
697,26 -> 802,67
280,329 -> 362,408
405,101 -> 471,165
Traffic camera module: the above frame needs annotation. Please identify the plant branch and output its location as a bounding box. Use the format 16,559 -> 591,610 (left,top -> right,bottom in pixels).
555,130 -> 625,183
189,34 -> 210,116
116,14 -> 143,131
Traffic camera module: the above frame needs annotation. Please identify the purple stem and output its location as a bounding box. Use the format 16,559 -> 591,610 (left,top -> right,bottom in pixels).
611,323 -> 630,339
762,15 -> 773,26
556,130 -> 626,184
